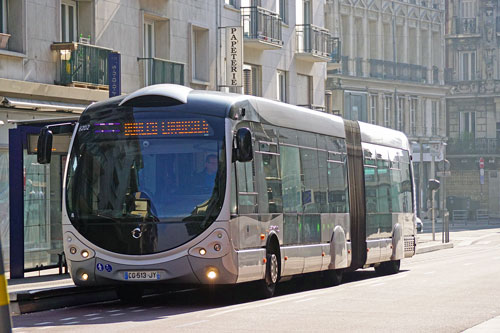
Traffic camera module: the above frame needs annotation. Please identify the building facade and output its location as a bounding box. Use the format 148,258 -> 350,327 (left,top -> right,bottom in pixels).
325,0 -> 449,217
445,0 -> 500,218
0,0 -> 336,273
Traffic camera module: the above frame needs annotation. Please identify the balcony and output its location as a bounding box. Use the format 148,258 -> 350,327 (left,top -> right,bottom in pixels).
51,42 -> 112,88
138,57 -> 184,86
241,6 -> 283,50
368,59 -> 428,83
448,138 -> 500,155
455,18 -> 478,35
296,24 -> 335,62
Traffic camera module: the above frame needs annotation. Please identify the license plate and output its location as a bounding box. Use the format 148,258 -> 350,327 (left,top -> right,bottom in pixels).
124,271 -> 160,281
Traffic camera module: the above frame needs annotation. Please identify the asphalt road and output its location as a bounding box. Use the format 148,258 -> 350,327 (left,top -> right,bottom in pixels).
12,228 -> 500,332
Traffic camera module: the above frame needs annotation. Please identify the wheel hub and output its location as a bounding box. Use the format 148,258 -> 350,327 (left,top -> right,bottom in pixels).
270,254 -> 278,284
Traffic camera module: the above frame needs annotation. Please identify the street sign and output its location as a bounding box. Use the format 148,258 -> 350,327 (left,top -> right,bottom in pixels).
108,52 -> 121,98
479,157 -> 484,169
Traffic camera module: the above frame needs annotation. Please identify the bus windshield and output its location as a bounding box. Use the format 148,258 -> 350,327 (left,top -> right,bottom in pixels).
65,106 -> 226,255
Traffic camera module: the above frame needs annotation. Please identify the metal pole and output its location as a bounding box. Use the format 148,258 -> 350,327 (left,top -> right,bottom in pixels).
0,237 -> 13,333
432,189 -> 436,241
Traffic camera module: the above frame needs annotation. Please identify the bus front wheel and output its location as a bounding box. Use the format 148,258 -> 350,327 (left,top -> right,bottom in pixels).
257,251 -> 279,298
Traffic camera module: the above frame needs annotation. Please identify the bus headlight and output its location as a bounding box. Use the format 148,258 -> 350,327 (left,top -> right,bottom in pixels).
81,250 -> 89,258
199,248 -> 207,256
81,272 -> 89,281
206,268 -> 218,280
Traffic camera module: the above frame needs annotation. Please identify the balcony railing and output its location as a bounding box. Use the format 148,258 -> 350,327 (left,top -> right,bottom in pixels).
448,138 -> 500,155
341,56 -> 349,74
241,6 -> 283,48
368,59 -> 428,83
355,57 -> 363,76
296,24 -> 335,61
138,57 -> 184,86
51,42 -> 112,87
455,18 -> 477,34
432,66 -> 439,84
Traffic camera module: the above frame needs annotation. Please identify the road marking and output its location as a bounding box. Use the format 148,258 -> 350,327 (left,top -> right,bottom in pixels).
107,309 -> 121,313
110,313 -> 125,317
294,297 -> 316,303
60,317 -> 77,321
132,309 -> 146,313
84,313 -> 99,317
127,306 -> 140,310
175,320 -> 208,328
477,241 -> 491,245
63,322 -> 80,325
34,322 -> 52,326
424,271 -> 435,275
87,316 -> 104,321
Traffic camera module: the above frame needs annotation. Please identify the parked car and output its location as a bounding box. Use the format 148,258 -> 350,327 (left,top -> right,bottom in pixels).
416,217 -> 423,233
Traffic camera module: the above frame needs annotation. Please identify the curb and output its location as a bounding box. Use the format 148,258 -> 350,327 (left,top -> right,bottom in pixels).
9,286 -> 117,316
416,242 -> 454,254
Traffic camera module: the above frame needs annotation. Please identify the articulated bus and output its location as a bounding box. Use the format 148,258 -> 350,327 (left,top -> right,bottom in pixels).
37,84 -> 416,300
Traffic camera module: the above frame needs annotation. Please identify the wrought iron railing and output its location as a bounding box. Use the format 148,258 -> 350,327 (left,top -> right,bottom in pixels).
341,56 -> 349,74
455,18 -> 477,34
432,66 -> 439,84
355,57 -> 363,76
241,6 -> 283,46
448,138 -> 500,155
53,42 -> 112,86
296,24 -> 335,58
368,59 -> 428,83
138,58 -> 184,86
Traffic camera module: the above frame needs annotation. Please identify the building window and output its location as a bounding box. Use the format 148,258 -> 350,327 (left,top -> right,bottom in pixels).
384,96 -> 392,128
225,0 -> 237,7
277,70 -> 288,102
144,21 -> 155,58
0,0 -> 7,34
278,0 -> 288,24
61,1 -> 77,42
296,74 -> 312,107
410,98 -> 417,135
397,97 -> 404,131
370,95 -> 377,125
460,111 -> 476,139
461,0 -> 475,18
192,26 -> 210,83
243,63 -> 261,96
431,101 -> 438,136
460,51 -> 476,81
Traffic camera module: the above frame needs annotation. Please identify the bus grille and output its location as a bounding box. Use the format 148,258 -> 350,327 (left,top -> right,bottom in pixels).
404,236 -> 416,256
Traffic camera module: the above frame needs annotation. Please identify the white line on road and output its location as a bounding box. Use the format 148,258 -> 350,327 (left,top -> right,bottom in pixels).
477,241 -> 491,245
63,322 -> 80,325
107,309 -> 121,313
110,313 -> 125,317
33,322 -> 52,326
60,317 -> 77,321
464,263 -> 474,266
84,313 -> 99,317
175,320 -> 209,328
131,309 -> 146,313
87,317 -> 104,321
294,297 -> 317,303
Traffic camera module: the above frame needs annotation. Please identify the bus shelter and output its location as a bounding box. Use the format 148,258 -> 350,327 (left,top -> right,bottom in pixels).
8,117 -> 78,278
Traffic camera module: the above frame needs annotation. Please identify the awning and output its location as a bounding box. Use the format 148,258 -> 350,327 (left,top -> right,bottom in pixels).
0,96 -> 88,113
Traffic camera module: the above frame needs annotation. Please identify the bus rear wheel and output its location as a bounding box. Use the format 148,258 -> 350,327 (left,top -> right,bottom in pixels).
374,259 -> 400,275
323,269 -> 343,287
257,251 -> 279,298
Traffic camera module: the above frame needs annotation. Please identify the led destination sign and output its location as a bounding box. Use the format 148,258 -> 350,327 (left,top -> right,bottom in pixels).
91,119 -> 212,137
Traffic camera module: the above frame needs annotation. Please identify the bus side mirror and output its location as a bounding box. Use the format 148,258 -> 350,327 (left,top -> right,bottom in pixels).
37,127 -> 53,164
234,127 -> 253,162
428,179 -> 440,191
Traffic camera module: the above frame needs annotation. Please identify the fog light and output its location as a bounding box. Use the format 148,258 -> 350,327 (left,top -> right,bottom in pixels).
207,269 -> 217,280
214,243 -> 221,251
69,247 -> 77,254
81,273 -> 89,281
81,250 -> 89,258
199,248 -> 207,256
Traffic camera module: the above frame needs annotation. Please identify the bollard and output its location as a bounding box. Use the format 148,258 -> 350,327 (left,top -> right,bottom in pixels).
0,238 -> 12,333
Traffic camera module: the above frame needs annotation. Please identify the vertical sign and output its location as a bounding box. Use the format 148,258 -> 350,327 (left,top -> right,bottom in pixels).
479,157 -> 485,185
226,26 -> 243,87
108,52 -> 121,98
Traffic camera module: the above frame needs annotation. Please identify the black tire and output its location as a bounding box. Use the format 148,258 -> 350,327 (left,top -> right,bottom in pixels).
256,251 -> 280,298
374,259 -> 401,276
323,269 -> 343,287
116,285 -> 144,303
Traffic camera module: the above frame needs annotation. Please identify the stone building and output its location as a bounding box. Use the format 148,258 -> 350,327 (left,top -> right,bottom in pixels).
445,0 -> 500,218
325,0 -> 449,217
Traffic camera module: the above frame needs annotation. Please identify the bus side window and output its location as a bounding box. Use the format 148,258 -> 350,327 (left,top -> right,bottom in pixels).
236,160 -> 258,214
